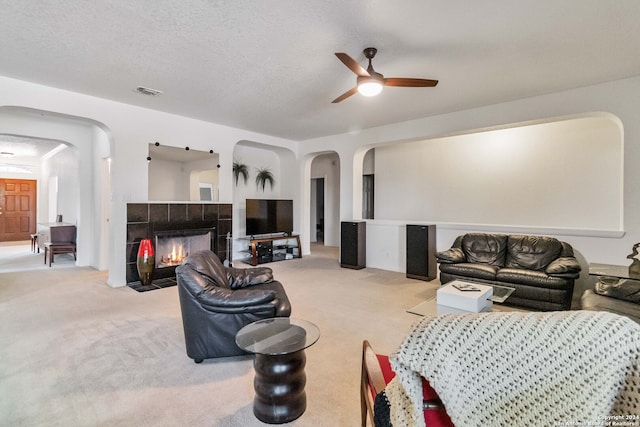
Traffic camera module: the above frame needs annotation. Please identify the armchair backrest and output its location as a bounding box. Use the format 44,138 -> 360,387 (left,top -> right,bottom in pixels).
50,225 -> 76,244
181,250 -> 230,289
175,263 -> 211,299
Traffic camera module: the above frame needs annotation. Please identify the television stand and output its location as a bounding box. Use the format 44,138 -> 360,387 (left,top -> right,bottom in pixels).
248,235 -> 302,266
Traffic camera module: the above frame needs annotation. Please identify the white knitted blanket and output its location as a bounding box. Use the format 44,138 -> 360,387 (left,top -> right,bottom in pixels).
385,311 -> 640,427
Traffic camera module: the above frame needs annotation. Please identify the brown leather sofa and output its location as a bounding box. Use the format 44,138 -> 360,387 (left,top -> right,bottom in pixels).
175,250 -> 291,362
436,233 -> 581,311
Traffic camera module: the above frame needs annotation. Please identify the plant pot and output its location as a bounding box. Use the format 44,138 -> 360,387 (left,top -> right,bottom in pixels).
137,239 -> 155,286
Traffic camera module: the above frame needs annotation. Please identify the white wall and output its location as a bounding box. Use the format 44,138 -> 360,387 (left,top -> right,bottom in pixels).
375,115 -> 622,230
363,149 -> 375,175
148,158 -> 187,201
193,169 -> 218,201
149,155 -> 220,201
92,126 -> 110,270
41,145 -> 79,224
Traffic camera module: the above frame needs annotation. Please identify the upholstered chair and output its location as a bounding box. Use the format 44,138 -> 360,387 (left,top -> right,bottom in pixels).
175,250 -> 291,362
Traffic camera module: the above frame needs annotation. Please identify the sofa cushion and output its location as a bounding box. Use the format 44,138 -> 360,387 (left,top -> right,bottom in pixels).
496,268 -> 571,289
461,233 -> 508,266
439,263 -> 498,281
545,257 -> 581,278
505,235 -> 562,271
594,278 -> 640,303
198,286 -> 276,310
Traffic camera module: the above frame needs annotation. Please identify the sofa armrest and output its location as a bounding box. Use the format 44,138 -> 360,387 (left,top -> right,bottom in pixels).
226,266 -> 274,289
545,257 -> 581,278
197,286 -> 276,310
435,247 -> 466,264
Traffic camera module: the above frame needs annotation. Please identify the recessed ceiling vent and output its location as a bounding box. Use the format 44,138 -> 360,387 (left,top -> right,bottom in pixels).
135,86 -> 163,96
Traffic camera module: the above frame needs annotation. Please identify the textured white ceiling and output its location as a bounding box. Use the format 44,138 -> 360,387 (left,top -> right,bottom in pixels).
0,135 -> 63,160
1,0 -> 640,141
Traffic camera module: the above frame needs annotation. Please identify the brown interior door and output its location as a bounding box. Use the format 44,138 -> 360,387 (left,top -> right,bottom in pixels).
0,179 -> 37,242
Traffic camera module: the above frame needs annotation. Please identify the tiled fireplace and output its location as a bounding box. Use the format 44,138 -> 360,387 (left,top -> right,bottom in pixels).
126,203 -> 232,285
154,228 -> 214,268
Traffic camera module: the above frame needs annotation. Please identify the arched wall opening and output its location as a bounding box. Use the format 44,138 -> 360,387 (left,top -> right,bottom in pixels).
298,151 -> 341,258
232,140 -> 296,262
0,106 -> 113,270
309,153 -> 340,247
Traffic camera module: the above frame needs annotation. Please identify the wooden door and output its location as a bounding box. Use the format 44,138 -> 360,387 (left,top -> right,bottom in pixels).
0,179 -> 37,242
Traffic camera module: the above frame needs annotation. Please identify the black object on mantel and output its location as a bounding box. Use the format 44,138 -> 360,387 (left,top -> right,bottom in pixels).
340,221 -> 366,269
406,224 -> 437,281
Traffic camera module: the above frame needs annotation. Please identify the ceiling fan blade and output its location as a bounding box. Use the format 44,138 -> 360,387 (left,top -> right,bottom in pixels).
335,53 -> 370,77
332,87 -> 358,103
384,78 -> 439,87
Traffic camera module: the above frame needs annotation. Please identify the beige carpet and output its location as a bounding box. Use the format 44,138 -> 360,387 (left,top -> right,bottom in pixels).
0,243 -> 439,426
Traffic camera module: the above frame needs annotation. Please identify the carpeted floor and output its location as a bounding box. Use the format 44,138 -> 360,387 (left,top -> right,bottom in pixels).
0,240 -> 77,273
0,243 -> 439,426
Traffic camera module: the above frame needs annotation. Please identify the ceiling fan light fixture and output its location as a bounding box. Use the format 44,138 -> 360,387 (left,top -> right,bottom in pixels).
357,78 -> 383,97
333,48 -> 438,103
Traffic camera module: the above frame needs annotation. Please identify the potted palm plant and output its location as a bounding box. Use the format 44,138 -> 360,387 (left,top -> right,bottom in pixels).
255,167 -> 275,191
233,161 -> 249,186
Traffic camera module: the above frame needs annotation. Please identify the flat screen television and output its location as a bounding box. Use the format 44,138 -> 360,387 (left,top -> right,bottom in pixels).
245,199 -> 294,236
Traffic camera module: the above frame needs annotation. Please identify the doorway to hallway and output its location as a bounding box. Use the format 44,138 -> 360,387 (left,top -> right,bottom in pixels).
311,178 -> 324,244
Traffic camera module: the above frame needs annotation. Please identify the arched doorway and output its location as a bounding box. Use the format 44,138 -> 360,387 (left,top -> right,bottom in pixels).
308,152 -> 340,248
0,107 -> 112,271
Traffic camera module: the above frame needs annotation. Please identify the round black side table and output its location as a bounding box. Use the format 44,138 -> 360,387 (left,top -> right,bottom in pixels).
236,318 -> 320,424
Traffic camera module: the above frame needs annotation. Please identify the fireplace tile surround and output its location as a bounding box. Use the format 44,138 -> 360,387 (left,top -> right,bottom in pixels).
126,203 -> 232,284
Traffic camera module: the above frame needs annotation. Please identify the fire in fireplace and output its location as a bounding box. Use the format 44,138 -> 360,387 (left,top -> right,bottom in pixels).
154,229 -> 214,269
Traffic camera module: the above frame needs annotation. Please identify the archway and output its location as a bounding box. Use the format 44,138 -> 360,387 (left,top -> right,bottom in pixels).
299,151 -> 341,257
309,153 -> 340,246
0,106 -> 113,270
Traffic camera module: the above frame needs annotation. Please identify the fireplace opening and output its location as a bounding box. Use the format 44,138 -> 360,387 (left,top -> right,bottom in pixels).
154,228 -> 214,269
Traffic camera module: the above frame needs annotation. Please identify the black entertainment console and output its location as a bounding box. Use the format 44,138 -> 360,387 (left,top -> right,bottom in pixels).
247,235 -> 302,266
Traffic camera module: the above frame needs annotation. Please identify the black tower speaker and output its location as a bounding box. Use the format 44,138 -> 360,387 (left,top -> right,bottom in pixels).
406,224 -> 436,281
340,221 -> 366,269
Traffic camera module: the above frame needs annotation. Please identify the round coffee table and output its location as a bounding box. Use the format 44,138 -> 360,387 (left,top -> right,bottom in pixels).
235,318 -> 320,424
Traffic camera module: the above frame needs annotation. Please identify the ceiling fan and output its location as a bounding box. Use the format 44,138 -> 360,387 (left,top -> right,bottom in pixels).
332,47 -> 438,103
